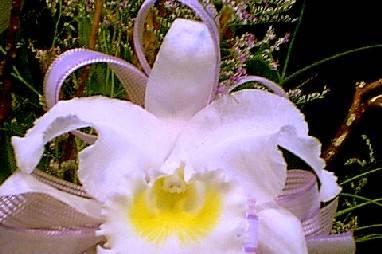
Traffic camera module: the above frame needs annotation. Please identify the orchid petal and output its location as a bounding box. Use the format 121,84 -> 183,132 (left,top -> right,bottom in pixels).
145,19 -> 217,119
171,134 -> 286,204
0,172 -> 102,220
166,89 -> 338,202
12,97 -> 177,202
257,204 -> 308,254
278,126 -> 341,202
319,170 -> 341,202
134,0 -> 221,97
165,90 -> 312,203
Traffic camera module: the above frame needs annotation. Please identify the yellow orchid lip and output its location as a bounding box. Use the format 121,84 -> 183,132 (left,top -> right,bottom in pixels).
127,169 -> 222,245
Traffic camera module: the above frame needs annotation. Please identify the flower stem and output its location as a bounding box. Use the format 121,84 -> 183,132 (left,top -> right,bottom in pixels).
336,197 -> 382,217
281,44 -> 382,85
354,224 -> 382,232
340,167 -> 382,186
355,234 -> 382,243
51,0 -> 62,49
339,193 -> 382,208
280,0 -> 305,81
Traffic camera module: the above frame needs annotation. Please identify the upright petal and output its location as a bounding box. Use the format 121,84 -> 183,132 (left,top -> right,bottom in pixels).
164,90 -> 311,203
12,97 -> 177,202
145,19 -> 217,119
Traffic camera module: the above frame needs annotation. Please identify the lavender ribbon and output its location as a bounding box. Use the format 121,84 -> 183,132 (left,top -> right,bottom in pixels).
0,224 -> 100,254
236,76 -> 288,98
0,190 -> 104,254
306,232 -> 355,254
44,49 -> 148,144
277,170 -> 355,253
44,49 -> 147,109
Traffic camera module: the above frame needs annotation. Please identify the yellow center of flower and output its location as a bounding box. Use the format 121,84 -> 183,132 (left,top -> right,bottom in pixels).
128,169 -> 222,244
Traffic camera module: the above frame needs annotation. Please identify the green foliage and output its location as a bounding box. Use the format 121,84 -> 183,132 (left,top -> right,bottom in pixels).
247,55 -> 279,81
78,16 -> 92,47
333,135 -> 382,243
0,0 -> 11,33
0,133 -> 16,182
288,85 -> 330,108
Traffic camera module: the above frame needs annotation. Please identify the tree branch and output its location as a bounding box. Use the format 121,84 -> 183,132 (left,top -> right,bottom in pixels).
323,79 -> 382,164
61,0 -> 103,167
75,0 -> 103,97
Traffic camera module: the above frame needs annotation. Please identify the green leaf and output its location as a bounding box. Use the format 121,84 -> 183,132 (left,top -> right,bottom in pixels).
88,64 -> 106,95
78,16 -> 92,46
281,44 -> 382,85
0,0 -> 12,34
0,131 -> 16,183
246,55 -> 279,82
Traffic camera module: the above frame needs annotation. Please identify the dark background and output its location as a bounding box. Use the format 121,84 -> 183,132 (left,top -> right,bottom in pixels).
288,0 -> 382,251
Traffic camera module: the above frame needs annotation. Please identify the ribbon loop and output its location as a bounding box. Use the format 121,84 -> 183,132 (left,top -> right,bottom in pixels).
0,224 -> 102,254
33,169 -> 90,198
277,170 -> 320,222
278,170 -> 355,253
306,232 -> 356,254
0,191 -> 104,254
0,193 -> 99,228
43,48 -> 148,143
236,76 -> 288,98
319,197 -> 339,235
44,48 -> 147,109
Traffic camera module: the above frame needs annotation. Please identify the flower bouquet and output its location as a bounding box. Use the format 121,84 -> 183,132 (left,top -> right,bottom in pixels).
0,0 -> 358,253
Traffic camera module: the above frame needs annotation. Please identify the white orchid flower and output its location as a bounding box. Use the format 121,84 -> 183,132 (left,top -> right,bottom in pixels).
0,18 -> 340,254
